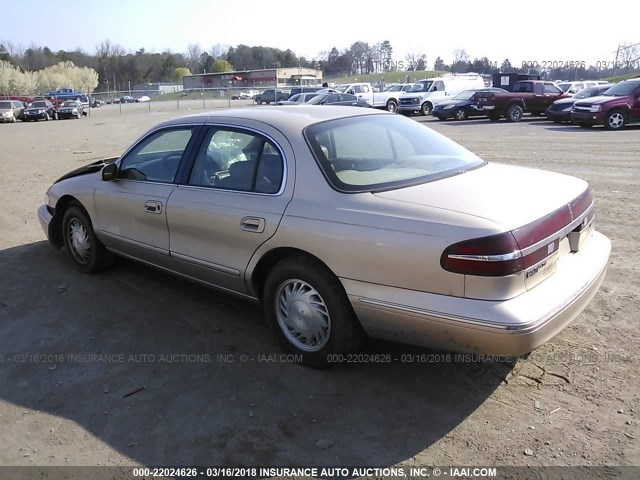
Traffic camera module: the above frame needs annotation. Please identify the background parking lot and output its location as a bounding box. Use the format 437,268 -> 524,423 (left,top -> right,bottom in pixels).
0,105 -> 638,467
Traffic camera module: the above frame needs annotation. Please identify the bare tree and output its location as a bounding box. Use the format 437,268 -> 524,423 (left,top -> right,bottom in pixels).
209,43 -> 229,60
619,42 -> 639,66
453,48 -> 470,63
405,51 -> 427,71
186,43 -> 203,73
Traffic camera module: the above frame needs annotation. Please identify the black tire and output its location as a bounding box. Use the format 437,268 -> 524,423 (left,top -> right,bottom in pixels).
386,100 -> 398,113
255,98 -> 262,105
604,110 -> 626,130
578,122 -> 593,128
506,104 -> 523,122
488,112 -> 500,121
62,204 -> 113,273
420,102 -> 432,116
453,108 -> 467,121
263,255 -> 365,367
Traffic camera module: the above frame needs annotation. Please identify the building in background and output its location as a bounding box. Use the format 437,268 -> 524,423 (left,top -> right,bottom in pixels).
132,82 -> 184,97
183,68 -> 322,90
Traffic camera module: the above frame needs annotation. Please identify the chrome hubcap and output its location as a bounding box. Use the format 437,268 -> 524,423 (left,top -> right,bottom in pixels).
609,113 -> 623,128
275,279 -> 330,352
456,109 -> 465,119
68,218 -> 90,263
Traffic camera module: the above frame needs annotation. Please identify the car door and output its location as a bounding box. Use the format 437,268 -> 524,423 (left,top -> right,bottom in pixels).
543,83 -> 564,109
94,125 -> 200,268
166,124 -> 293,294
630,86 -> 640,122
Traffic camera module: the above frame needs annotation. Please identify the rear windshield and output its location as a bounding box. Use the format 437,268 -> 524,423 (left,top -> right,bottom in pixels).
304,114 -> 485,193
30,101 -> 47,107
0,101 -> 11,109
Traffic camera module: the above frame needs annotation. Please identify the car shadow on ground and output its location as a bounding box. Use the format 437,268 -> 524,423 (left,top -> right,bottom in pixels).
0,242 -> 513,466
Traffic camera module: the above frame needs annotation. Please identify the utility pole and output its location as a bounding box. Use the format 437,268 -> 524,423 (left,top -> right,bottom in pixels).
613,44 -> 621,77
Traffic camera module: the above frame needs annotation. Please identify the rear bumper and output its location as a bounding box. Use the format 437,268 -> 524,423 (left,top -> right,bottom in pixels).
343,231 -> 611,355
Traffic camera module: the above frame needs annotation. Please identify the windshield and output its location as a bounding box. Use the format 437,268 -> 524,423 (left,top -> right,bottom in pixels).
557,83 -> 571,92
573,87 -> 597,99
304,114 -> 485,193
30,101 -> 47,107
603,81 -> 640,96
0,101 -> 11,109
409,81 -> 433,93
386,85 -> 402,92
62,101 -> 78,107
306,94 -> 330,105
453,90 -> 476,100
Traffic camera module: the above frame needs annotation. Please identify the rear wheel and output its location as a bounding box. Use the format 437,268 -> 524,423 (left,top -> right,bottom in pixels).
454,108 -> 467,120
386,100 -> 398,113
62,205 -> 113,273
420,102 -> 432,116
256,98 -> 262,105
263,255 -> 365,367
604,110 -> 626,130
506,104 -> 523,122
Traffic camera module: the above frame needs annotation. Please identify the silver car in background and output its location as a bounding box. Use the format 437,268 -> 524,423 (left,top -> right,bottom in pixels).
38,107 -> 610,366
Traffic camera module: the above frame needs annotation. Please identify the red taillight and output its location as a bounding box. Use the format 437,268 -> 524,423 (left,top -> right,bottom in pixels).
441,188 -> 593,277
441,232 -> 523,277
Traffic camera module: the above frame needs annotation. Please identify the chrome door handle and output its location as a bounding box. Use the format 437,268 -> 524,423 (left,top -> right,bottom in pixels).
144,200 -> 162,214
241,217 -> 265,233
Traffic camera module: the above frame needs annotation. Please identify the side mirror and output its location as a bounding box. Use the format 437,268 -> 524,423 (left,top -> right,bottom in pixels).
102,163 -> 118,181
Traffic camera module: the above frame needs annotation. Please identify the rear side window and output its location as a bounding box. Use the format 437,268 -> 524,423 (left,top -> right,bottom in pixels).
187,128 -> 284,194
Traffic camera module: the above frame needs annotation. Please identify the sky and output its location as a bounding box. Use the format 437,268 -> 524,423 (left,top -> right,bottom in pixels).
2,0 -> 639,69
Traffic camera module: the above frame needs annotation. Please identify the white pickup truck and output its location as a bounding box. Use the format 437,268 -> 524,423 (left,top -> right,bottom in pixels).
337,82 -> 413,112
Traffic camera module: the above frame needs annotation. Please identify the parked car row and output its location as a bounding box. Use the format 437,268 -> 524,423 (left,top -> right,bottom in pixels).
390,75 -> 640,130
0,99 -> 87,123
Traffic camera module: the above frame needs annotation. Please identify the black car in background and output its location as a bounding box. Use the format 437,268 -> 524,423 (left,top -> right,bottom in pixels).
255,89 -> 289,104
306,92 -> 371,107
432,88 -> 507,120
545,85 -> 612,123
23,100 -> 57,121
57,100 -> 85,119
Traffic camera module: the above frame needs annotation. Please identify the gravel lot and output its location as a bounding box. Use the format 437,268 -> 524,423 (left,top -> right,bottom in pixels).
0,103 -> 638,470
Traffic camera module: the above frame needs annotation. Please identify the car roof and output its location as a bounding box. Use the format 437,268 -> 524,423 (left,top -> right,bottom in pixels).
157,106 -> 386,133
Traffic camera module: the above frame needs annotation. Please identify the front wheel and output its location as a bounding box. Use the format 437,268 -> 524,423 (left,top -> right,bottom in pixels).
62,205 -> 113,273
263,255 -> 365,367
420,102 -> 432,116
604,110 -> 626,130
386,100 -> 397,113
255,98 -> 262,105
454,108 -> 467,121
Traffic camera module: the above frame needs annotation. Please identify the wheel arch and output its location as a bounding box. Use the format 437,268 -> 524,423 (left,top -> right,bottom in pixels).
249,247 -> 336,301
49,195 -> 88,248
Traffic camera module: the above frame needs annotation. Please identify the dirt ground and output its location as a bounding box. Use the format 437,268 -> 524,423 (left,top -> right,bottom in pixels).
0,103 -> 638,471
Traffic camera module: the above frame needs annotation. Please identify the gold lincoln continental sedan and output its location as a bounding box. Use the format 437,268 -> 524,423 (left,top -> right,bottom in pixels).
38,107 -> 610,366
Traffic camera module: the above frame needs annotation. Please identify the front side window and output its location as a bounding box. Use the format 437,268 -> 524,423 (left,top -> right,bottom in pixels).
305,114 -> 484,193
544,83 -> 562,94
118,128 -> 194,183
187,128 -> 284,194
